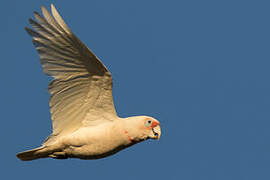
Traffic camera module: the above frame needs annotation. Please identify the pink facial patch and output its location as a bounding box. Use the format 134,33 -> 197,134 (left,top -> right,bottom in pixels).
124,130 -> 132,143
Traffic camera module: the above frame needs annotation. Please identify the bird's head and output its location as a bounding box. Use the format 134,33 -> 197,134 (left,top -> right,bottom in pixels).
123,116 -> 161,143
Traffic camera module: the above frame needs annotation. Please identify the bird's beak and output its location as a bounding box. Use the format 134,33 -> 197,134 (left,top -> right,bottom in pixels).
150,125 -> 161,140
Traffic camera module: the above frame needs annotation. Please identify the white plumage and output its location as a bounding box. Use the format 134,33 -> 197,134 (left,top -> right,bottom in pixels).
16,4 -> 161,161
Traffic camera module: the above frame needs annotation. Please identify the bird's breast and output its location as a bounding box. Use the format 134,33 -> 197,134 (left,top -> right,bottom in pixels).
60,122 -> 129,159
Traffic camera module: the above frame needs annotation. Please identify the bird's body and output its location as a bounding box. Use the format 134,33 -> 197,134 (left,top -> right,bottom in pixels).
16,4 -> 161,161
47,118 -> 130,159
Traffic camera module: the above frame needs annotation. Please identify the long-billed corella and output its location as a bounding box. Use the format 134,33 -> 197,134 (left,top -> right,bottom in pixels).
16,4 -> 161,161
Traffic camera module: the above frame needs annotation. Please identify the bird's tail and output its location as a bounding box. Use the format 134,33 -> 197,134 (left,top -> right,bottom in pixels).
16,146 -> 49,161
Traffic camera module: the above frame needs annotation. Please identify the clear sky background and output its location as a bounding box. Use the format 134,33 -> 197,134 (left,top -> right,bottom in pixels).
1,0 -> 270,179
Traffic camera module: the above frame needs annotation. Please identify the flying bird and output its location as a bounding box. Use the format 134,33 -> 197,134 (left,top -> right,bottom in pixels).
16,4 -> 161,161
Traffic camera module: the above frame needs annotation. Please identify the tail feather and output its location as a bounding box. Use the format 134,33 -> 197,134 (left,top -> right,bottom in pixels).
16,146 -> 49,161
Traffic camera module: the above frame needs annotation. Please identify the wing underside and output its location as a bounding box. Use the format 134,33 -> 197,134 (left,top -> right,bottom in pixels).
26,4 -> 117,144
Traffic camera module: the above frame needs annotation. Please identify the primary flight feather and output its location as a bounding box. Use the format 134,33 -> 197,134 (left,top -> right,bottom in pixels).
16,4 -> 161,161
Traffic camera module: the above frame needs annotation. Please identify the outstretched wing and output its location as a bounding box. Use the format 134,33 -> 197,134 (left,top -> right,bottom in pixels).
26,4 -> 117,140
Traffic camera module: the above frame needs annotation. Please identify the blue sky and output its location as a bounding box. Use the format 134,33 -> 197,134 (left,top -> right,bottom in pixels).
1,0 -> 270,179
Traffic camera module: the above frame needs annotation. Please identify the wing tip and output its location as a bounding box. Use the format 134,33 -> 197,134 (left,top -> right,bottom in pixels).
51,3 -> 56,10
41,5 -> 47,14
33,11 -> 39,15
25,26 -> 31,34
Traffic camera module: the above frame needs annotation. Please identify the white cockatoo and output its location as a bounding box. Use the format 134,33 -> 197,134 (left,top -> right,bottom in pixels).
16,4 -> 161,161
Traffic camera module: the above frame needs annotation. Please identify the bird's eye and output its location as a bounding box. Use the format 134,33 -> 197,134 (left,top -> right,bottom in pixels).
145,119 -> 152,127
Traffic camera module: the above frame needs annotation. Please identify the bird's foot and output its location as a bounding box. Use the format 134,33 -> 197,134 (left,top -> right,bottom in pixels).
49,152 -> 68,159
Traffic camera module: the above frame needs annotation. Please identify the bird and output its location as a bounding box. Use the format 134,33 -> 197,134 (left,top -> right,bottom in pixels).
16,4 -> 161,161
